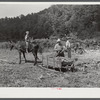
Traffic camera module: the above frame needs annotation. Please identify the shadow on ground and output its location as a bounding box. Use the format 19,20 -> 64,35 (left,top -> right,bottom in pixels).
26,60 -> 42,64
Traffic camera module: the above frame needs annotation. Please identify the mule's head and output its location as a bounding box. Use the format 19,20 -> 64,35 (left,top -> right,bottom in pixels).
9,40 -> 15,50
10,44 -> 14,50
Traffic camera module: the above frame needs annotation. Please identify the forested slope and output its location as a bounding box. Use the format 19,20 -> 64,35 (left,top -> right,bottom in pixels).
0,5 -> 100,41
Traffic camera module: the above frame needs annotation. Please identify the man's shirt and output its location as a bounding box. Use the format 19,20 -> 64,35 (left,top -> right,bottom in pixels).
66,40 -> 71,48
54,43 -> 63,51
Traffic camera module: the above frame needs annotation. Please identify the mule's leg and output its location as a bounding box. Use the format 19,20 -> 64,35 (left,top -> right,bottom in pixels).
34,54 -> 37,65
32,52 -> 37,65
22,52 -> 27,63
19,51 -> 21,64
37,56 -> 39,60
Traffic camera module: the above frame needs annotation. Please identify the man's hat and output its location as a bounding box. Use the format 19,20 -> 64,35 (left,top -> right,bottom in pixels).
66,37 -> 71,39
57,38 -> 61,42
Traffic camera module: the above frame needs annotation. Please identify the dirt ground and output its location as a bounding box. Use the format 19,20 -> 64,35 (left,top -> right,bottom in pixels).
0,49 -> 100,87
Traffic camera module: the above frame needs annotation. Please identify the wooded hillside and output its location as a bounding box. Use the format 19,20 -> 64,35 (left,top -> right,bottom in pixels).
0,5 -> 100,41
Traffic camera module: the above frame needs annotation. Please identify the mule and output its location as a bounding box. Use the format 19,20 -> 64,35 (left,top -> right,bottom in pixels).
10,41 -> 39,65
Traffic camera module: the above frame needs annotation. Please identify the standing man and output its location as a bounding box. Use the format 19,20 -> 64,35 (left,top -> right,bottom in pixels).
25,31 -> 30,53
66,37 -> 71,58
54,38 -> 64,57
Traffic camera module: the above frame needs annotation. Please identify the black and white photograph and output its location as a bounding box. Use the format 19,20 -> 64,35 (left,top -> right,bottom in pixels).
0,2 -> 100,88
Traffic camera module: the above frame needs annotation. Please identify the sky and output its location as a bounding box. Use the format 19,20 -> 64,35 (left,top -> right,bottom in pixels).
0,3 -> 52,18
0,2 -> 100,19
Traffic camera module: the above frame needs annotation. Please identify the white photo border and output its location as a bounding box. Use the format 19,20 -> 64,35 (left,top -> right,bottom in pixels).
0,2 -> 100,98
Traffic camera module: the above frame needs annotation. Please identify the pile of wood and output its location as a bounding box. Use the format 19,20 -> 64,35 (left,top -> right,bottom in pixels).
61,58 -> 78,72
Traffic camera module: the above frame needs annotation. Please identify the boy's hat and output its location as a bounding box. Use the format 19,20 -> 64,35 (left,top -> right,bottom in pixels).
26,31 -> 29,34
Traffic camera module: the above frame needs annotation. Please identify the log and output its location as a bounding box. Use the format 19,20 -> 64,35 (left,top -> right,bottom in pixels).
37,64 -> 63,74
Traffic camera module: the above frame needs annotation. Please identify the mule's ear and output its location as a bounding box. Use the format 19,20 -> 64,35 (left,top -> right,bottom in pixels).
10,45 -> 14,51
8,40 -> 11,43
